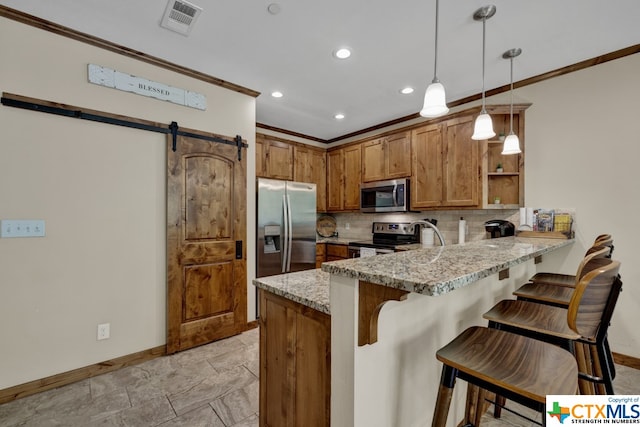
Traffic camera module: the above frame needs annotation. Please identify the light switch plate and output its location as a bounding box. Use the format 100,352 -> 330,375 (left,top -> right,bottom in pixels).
0,220 -> 46,238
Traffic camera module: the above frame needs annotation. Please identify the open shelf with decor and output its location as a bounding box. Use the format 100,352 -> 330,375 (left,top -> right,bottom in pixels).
481,105 -> 529,209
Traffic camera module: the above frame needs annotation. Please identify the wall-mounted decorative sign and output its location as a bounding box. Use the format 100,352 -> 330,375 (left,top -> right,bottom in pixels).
87,64 -> 207,111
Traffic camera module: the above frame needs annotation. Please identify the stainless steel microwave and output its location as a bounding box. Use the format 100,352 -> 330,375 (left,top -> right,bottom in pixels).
360,178 -> 409,213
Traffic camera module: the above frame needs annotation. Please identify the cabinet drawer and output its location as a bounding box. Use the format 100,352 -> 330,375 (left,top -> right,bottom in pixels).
326,244 -> 348,258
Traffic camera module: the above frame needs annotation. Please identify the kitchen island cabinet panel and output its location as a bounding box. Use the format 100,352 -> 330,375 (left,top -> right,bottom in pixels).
259,289 -> 330,427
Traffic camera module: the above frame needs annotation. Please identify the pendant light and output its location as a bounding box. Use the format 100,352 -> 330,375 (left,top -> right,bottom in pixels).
420,0 -> 449,118
501,48 -> 522,155
471,5 -> 496,140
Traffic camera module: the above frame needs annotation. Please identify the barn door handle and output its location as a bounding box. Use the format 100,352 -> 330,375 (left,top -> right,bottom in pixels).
235,240 -> 242,259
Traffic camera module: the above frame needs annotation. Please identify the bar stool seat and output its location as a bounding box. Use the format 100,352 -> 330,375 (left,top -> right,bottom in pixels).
524,244 -> 610,291
432,326 -> 578,427
513,282 -> 573,307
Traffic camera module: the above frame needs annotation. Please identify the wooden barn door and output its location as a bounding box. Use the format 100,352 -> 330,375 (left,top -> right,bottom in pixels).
166,131 -> 247,353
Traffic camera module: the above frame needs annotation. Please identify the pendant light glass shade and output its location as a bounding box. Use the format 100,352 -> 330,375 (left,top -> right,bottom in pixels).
471,5 -> 496,141
472,112 -> 495,140
420,0 -> 449,118
501,133 -> 521,154
501,47 -> 522,154
420,81 -> 449,117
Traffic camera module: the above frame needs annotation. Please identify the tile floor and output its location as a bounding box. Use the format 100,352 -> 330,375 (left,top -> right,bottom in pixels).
1,327 -> 638,426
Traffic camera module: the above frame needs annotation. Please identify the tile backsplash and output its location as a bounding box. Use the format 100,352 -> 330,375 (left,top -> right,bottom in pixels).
320,210 -> 521,244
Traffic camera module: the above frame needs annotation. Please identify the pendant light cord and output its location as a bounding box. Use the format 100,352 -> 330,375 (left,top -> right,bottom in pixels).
481,17 -> 486,111
433,0 -> 440,83
509,56 -> 514,133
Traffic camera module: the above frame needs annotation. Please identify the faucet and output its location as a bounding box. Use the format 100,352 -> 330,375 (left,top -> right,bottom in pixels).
409,220 -> 446,246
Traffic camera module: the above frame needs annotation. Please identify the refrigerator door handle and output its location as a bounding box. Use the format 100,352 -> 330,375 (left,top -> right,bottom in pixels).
286,193 -> 293,271
281,194 -> 288,273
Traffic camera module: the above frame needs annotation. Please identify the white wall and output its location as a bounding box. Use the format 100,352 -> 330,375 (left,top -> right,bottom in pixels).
0,17 -> 256,389
514,53 -> 640,357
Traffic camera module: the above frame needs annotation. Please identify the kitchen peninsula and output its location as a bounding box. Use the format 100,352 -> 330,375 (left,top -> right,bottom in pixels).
253,236 -> 573,427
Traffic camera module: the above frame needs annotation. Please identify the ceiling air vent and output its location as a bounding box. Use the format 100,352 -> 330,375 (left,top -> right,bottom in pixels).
160,0 -> 203,36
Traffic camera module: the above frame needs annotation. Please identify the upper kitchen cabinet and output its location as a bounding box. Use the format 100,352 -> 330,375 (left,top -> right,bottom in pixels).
411,114 -> 478,209
327,144 -> 361,212
481,105 -> 528,208
361,131 -> 411,182
255,134 -> 294,180
294,145 -> 327,212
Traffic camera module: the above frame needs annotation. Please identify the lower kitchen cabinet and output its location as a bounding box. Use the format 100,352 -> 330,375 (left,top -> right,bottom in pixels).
259,289 -> 330,427
326,243 -> 348,261
316,243 -> 326,268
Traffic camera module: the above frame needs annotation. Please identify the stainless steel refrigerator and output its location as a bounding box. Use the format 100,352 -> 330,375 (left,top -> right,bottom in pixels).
257,178 -> 317,279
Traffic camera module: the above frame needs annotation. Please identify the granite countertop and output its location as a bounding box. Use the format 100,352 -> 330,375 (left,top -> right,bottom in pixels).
253,269 -> 330,314
253,236 -> 573,315
321,236 -> 573,297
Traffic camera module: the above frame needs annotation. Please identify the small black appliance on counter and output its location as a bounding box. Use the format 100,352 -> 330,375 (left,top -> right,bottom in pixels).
484,220 -> 515,239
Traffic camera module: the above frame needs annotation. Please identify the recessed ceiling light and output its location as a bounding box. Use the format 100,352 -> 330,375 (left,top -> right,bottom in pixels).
271,91 -> 283,98
267,3 -> 281,15
334,113 -> 345,120
400,87 -> 414,94
333,48 -> 351,59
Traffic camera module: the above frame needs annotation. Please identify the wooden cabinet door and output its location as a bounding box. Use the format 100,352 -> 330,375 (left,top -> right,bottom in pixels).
385,131 -> 411,179
315,243 -> 326,268
362,133 -> 410,183
343,144 -> 362,210
295,146 -> 327,212
259,290 -> 330,427
265,139 -> 294,180
326,149 -> 344,211
361,138 -> 385,182
411,123 -> 443,209
442,115 -> 479,206
255,138 -> 266,177
311,150 -> 327,212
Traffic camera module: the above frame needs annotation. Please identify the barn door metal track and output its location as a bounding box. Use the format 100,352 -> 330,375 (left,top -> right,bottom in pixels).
1,94 -> 247,160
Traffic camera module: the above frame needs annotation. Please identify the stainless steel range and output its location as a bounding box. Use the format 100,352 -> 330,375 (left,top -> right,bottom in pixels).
348,221 -> 420,257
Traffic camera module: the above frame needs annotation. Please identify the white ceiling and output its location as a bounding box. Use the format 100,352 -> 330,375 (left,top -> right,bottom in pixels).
2,0 -> 639,141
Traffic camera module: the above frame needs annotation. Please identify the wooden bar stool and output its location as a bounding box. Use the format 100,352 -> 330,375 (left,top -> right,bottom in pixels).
432,327 -> 578,427
513,245 -> 611,307
484,258 -> 622,396
525,235 -> 613,289
512,245 -> 617,391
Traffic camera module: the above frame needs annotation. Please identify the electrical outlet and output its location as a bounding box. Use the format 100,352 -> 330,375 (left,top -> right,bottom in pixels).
345,223 -> 350,230
0,219 -> 46,238
97,323 -> 110,340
